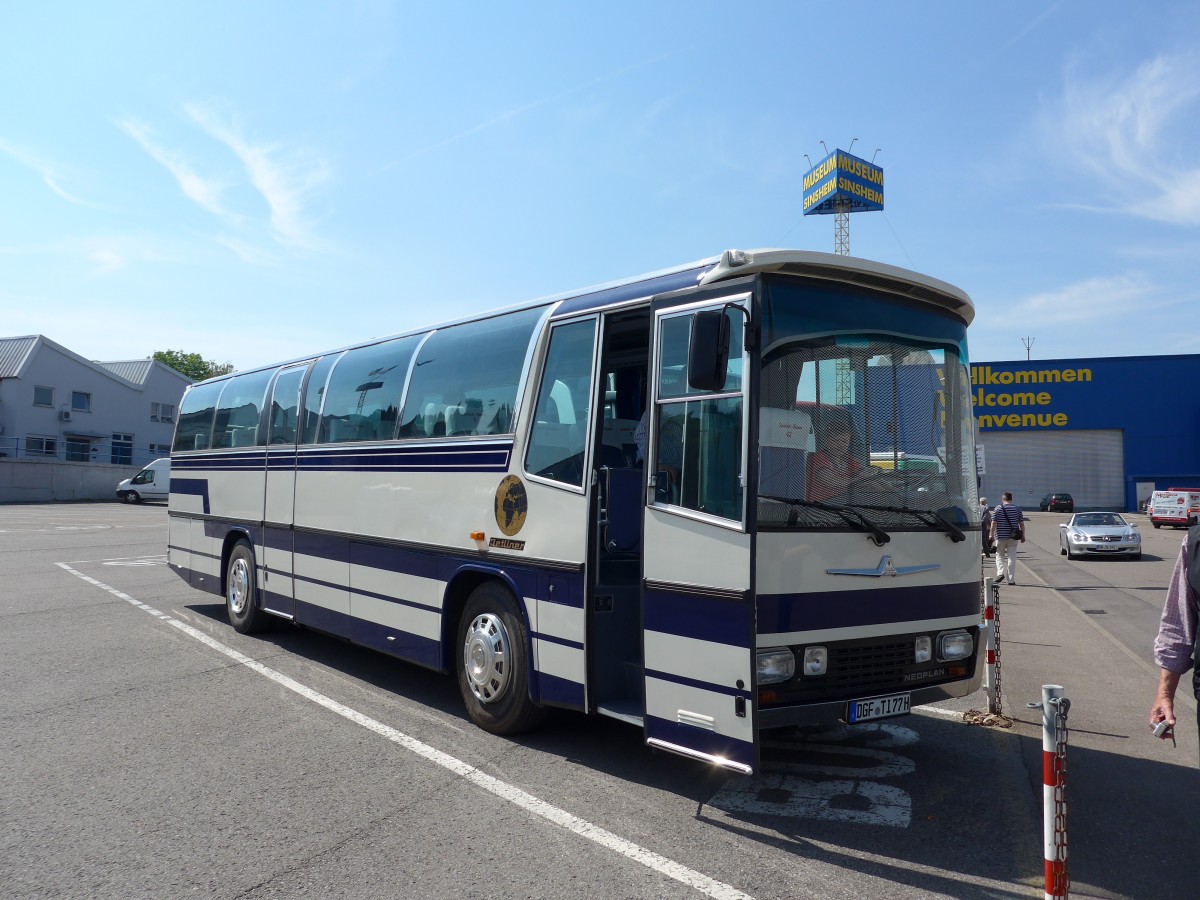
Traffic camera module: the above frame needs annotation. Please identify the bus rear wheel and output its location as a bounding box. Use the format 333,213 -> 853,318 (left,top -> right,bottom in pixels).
226,540 -> 269,634
457,582 -> 545,735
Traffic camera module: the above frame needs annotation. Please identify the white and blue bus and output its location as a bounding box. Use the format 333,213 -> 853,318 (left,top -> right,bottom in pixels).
168,249 -> 983,774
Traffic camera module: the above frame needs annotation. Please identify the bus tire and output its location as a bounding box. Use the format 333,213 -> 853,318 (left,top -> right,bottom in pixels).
457,582 -> 545,735
226,540 -> 269,634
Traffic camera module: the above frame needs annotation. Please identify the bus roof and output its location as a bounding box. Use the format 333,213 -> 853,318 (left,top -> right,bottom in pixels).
192,249 -> 974,384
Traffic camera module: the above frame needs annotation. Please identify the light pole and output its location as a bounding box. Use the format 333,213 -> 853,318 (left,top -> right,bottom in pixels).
1021,337 -> 1035,360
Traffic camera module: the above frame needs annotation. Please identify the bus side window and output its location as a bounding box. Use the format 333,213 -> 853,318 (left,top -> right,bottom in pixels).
398,306 -> 546,439
654,308 -> 744,519
525,319 -> 597,487
210,369 -> 274,450
318,337 -> 417,443
173,379 -> 225,453
299,354 -> 340,445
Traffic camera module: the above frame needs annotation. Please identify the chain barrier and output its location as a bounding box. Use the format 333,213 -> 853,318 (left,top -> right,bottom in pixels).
1049,695 -> 1071,899
964,578 -> 1014,728
1031,686 -> 1070,899
990,580 -> 1004,715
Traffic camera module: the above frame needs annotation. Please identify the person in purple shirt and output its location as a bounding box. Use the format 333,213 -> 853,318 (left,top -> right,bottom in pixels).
1150,530 -> 1200,762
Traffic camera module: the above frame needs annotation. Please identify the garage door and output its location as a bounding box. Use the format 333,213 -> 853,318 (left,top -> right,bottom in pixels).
977,429 -> 1124,511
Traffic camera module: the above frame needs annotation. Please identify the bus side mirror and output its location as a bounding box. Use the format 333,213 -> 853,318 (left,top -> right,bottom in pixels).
687,310 -> 730,392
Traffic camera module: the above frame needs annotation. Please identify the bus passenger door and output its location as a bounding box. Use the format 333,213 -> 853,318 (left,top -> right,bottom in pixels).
260,363 -> 308,618
642,292 -> 756,774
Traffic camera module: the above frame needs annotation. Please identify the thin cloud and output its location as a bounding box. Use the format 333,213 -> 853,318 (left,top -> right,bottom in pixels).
0,139 -> 89,205
186,103 -> 330,250
1043,50 -> 1200,225
1009,274 -> 1158,326
117,118 -> 232,219
994,2 -> 1062,57
213,234 -> 279,266
379,47 -> 693,171
89,249 -> 124,275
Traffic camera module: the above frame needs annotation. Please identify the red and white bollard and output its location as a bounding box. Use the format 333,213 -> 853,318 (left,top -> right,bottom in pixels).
1040,684 -> 1070,899
982,577 -> 1002,714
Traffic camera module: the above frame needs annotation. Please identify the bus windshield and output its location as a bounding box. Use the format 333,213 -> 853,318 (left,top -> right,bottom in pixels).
757,281 -> 978,531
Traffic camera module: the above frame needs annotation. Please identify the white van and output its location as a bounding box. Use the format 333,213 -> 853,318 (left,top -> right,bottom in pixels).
1149,488 -> 1200,528
116,458 -> 170,504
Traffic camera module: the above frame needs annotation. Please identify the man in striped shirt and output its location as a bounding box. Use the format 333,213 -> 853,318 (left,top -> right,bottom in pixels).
990,492 -> 1024,585
1150,529 -> 1199,762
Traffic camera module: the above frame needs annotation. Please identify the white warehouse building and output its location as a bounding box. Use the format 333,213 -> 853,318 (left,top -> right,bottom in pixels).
0,335 -> 192,501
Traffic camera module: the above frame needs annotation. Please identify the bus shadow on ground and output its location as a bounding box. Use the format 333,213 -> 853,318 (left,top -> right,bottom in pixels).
185,601 -> 1193,899
697,716 -> 1197,900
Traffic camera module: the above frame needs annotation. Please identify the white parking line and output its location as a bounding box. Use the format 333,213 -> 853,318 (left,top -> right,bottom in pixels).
55,562 -> 753,900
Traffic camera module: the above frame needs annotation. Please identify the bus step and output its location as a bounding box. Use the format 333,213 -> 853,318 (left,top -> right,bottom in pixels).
595,700 -> 643,726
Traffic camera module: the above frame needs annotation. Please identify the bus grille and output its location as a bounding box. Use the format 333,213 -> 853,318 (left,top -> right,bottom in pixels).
760,631 -> 976,707
827,642 -> 910,692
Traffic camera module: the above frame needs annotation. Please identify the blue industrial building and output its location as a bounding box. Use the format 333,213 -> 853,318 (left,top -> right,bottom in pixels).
973,354 -> 1200,512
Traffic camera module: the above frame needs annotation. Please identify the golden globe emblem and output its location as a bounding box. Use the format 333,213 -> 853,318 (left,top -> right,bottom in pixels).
494,475 -> 528,536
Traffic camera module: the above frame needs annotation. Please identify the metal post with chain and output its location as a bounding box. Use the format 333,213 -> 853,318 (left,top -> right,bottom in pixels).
1033,685 -> 1070,900
990,580 -> 1003,715
964,578 -> 1013,727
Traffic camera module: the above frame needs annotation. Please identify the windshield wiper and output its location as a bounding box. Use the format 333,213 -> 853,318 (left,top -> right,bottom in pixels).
760,495 -> 890,546
862,503 -> 966,543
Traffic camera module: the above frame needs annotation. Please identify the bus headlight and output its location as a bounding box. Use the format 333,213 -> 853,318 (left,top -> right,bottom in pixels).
938,630 -> 973,661
801,646 -> 827,676
914,636 -> 932,664
757,649 -> 795,684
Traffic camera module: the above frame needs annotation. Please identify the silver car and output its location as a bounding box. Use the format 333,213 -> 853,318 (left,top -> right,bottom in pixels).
1059,512 -> 1141,560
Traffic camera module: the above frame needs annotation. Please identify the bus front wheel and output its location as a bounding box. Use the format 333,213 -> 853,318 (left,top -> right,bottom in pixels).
226,540 -> 269,634
457,582 -> 545,735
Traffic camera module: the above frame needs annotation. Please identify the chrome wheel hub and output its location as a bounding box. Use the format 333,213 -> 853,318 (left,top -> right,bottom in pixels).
228,557 -> 250,616
463,613 -> 510,704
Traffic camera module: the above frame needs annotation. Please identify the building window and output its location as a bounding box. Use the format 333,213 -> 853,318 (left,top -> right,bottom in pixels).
34,386 -> 54,407
150,402 -> 175,423
149,443 -> 171,458
25,435 -> 58,457
65,440 -> 92,462
71,391 -> 92,412
112,433 -> 133,466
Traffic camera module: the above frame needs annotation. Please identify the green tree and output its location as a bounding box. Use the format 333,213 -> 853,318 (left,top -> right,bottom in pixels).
152,350 -> 235,381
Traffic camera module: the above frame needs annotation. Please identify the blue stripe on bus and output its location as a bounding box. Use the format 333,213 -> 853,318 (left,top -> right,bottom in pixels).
643,586 -> 752,648
534,631 -> 584,652
294,598 -> 442,669
176,517 -> 589,710
551,265 -> 713,317
170,478 -> 210,513
645,667 -> 749,699
537,671 -> 586,709
351,540 -> 441,581
173,442 -> 513,474
262,524 -> 292,552
756,582 -> 979,634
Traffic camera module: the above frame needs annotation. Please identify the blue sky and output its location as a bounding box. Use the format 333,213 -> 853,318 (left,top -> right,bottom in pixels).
2,1 -> 1199,372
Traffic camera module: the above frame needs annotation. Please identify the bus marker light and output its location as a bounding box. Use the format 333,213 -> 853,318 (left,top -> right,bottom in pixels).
914,636 -> 932,663
802,646 -> 827,676
470,531 -> 485,541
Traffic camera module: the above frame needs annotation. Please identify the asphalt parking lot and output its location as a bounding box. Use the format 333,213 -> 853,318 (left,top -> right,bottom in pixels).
0,502 -> 1195,899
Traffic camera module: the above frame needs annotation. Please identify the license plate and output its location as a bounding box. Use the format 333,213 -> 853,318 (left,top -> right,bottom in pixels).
847,692 -> 911,723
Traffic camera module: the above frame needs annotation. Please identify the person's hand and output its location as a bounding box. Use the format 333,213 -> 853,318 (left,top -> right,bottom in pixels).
1149,697 -> 1176,735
